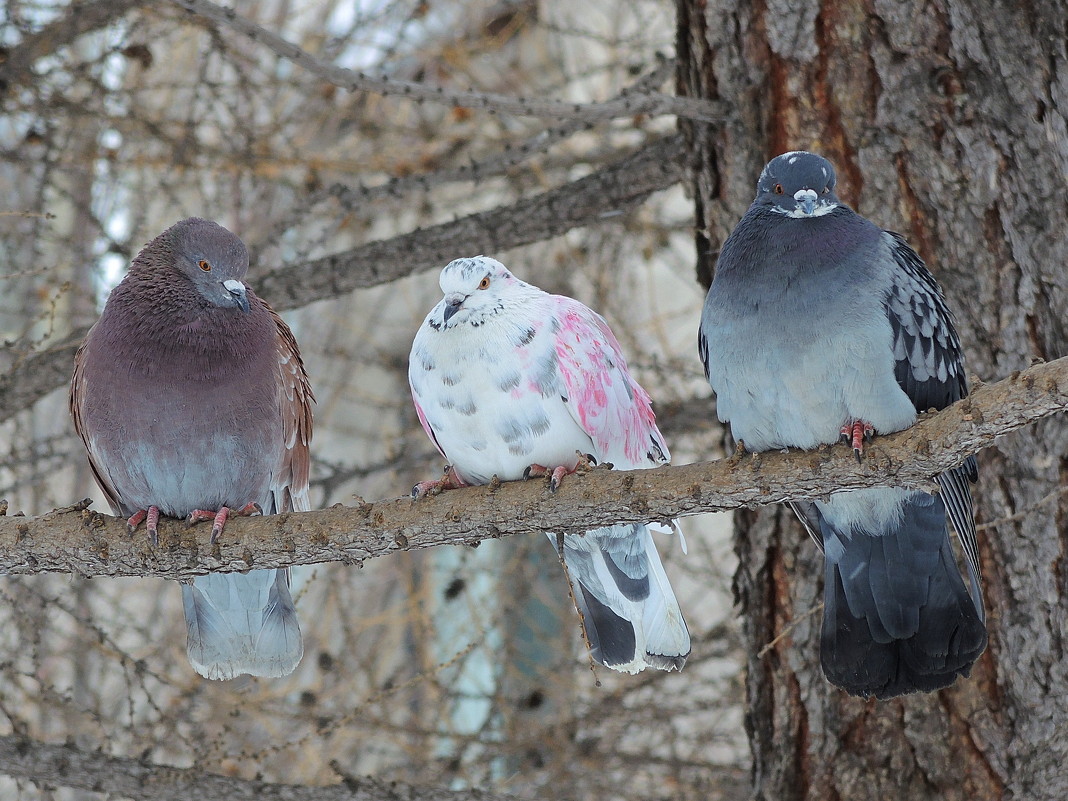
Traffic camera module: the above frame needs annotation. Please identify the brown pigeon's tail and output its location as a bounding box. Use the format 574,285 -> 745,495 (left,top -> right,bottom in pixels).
182,568 -> 303,680
555,523 -> 690,674
817,490 -> 986,699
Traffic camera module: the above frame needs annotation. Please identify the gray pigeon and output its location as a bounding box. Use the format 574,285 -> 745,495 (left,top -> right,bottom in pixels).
409,256 -> 690,673
70,217 -> 313,680
698,152 -> 986,699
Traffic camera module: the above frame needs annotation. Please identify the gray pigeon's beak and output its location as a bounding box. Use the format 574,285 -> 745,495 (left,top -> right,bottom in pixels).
794,188 -> 818,215
442,293 -> 465,323
223,279 -> 250,313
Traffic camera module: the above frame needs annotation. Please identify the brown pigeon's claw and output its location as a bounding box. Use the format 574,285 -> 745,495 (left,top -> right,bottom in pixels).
234,502 -> 262,517
146,506 -> 160,546
126,509 -> 146,534
127,506 -> 161,545
186,506 -> 234,543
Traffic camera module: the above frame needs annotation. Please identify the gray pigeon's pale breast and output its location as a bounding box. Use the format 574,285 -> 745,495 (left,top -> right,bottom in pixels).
702,240 -> 917,451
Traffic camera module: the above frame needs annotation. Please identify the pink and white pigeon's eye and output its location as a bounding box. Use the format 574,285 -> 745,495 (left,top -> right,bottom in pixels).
478,275 -> 491,290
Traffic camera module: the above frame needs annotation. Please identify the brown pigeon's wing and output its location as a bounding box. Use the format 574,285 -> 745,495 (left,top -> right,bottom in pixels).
265,302 -> 314,515
69,334 -> 125,517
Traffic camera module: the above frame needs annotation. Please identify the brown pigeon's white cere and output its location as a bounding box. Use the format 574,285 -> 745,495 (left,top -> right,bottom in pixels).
70,217 -> 313,680
409,256 -> 690,673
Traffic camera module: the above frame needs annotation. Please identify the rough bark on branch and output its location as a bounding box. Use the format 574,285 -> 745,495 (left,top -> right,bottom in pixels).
0,136 -> 686,424
2,357 -> 1064,579
0,733 -> 519,801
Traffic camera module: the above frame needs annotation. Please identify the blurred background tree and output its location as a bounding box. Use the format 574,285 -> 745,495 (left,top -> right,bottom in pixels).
1,0 -> 1066,800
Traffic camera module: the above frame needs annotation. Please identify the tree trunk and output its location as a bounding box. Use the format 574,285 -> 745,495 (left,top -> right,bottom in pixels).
676,1 -> 1068,798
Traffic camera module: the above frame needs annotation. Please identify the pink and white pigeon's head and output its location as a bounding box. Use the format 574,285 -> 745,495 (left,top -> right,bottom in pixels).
431,256 -> 531,330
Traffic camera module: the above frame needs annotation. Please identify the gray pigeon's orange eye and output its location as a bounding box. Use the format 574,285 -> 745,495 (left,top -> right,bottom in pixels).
198,260 -> 212,272
478,276 -> 491,290
774,184 -> 784,194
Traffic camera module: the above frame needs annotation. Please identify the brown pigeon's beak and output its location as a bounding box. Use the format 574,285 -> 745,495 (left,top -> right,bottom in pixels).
223,279 -> 251,313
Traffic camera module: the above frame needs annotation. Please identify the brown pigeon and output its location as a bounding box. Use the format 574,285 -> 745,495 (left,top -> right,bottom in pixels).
70,217 -> 314,680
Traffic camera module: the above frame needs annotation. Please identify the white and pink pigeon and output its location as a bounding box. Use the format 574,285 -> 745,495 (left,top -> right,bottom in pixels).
409,256 -> 690,673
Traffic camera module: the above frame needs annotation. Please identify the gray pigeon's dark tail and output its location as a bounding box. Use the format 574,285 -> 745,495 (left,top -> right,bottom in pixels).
553,524 -> 690,674
817,491 -> 987,699
182,568 -> 303,680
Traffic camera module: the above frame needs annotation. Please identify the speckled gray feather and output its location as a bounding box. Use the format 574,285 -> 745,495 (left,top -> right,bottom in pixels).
698,152 -> 985,699
71,218 -> 313,680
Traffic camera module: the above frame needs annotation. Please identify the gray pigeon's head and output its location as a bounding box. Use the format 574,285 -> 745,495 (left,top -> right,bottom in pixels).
754,151 -> 840,218
432,255 -> 527,329
137,217 -> 252,313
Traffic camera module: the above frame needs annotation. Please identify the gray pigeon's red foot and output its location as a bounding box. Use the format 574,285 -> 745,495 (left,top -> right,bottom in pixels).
412,465 -> 467,499
840,420 -> 875,460
187,502 -> 262,543
127,506 -> 161,545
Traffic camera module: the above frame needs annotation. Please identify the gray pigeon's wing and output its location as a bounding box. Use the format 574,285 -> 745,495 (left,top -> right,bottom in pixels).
263,299 -> 314,515
884,232 -> 981,594
70,335 -> 124,517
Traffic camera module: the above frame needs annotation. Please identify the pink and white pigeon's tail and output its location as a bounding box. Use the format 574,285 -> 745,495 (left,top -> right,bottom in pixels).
554,523 -> 690,673
182,569 -> 303,680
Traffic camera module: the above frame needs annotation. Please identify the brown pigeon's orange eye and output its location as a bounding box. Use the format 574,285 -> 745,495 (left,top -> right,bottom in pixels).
198,260 -> 212,272
478,276 -> 491,290
774,184 -> 784,194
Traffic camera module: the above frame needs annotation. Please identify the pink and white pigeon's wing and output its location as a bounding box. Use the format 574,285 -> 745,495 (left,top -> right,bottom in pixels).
558,523 -> 690,672
549,298 -> 669,470
546,296 -> 688,672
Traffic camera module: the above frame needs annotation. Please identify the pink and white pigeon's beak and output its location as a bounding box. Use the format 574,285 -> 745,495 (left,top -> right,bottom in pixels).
442,292 -> 466,322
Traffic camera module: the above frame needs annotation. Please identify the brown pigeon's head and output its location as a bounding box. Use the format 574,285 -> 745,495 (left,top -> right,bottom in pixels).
139,217 -> 252,313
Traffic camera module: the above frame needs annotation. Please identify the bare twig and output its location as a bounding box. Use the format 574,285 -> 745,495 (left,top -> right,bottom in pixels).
1,356 -> 1064,579
167,0 -> 722,123
263,56 -> 681,249
0,0 -> 145,95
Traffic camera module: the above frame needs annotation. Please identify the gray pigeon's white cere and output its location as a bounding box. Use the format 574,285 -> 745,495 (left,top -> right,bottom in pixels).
409,257 -> 690,673
698,152 -> 986,699
71,217 -> 313,680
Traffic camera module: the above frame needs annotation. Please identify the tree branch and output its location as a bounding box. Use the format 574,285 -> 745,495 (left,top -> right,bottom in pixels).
2,357 -> 1065,579
0,733 -> 520,801
0,135 -> 686,423
166,0 -> 721,123
0,0 -> 146,96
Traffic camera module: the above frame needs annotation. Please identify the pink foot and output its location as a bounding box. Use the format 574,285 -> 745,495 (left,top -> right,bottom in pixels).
127,506 -> 161,545
840,420 -> 875,461
524,452 -> 597,493
186,502 -> 262,543
412,465 -> 467,499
